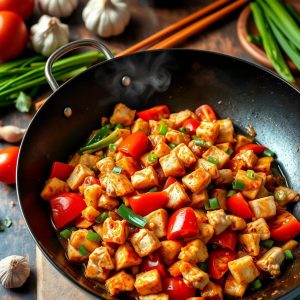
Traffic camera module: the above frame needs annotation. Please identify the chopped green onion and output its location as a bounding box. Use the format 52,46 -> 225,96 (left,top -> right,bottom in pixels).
3,217 -> 12,228
85,126 -> 110,146
274,190 -> 286,202
263,149 -> 276,158
261,239 -> 274,249
179,127 -> 187,134
117,204 -> 148,228
78,245 -> 88,256
60,229 -> 72,239
247,34 -> 262,44
246,170 -> 256,180
207,156 -> 219,165
109,143 -> 117,151
251,279 -> 262,290
0,225 -> 4,232
95,212 -> 109,223
112,166 -> 123,174
284,249 -> 293,260
198,262 -> 208,272
147,153 -> 158,163
232,180 -> 245,190
115,123 -> 123,129
227,190 -> 236,197
148,187 -> 159,192
169,143 -> 177,149
195,139 -> 211,148
86,232 -> 101,242
159,122 -> 168,135
226,148 -> 233,155
205,197 -> 220,210
192,135 -> 200,140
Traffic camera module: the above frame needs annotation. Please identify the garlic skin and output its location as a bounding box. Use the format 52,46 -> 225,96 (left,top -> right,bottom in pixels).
39,0 -> 79,18
30,15 -> 69,57
0,256 -> 30,288
83,0 -> 130,38
0,125 -> 26,143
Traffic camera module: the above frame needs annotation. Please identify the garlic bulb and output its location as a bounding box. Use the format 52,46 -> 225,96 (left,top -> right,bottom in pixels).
39,0 -> 79,18
0,256 -> 30,288
0,125 -> 26,143
30,15 -> 69,57
83,0 -> 130,38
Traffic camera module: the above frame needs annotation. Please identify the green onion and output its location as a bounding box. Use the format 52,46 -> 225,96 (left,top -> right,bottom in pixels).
3,217 -> 12,228
192,135 -> 200,140
109,143 -> 117,151
0,224 -> 4,232
205,197 -> 220,210
117,204 -> 148,228
147,153 -> 158,163
179,127 -> 187,134
226,148 -> 233,155
285,3 -> 300,25
148,187 -> 159,192
207,156 -> 219,165
95,212 -> 109,223
60,229 -> 72,239
198,262 -> 208,272
232,180 -> 245,190
115,124 -> 123,129
247,34 -> 262,44
112,166 -> 123,174
195,139 -> 211,148
246,170 -> 256,180
169,143 -> 177,149
227,190 -> 236,197
263,149 -> 276,157
159,121 -> 168,135
251,279 -> 263,290
274,189 -> 286,202
86,232 -> 101,242
284,249 -> 293,260
261,239 -> 274,249
78,245 -> 88,256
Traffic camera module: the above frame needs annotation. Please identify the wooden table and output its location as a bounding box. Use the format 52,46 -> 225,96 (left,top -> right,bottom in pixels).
0,0 -> 299,299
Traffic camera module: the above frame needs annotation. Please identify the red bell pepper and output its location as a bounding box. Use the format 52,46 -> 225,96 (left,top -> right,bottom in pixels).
236,143 -> 267,155
163,277 -> 196,300
195,104 -> 217,122
167,207 -> 199,240
182,118 -> 200,135
137,105 -> 170,121
118,131 -> 148,158
269,211 -> 300,242
49,161 -> 74,181
163,177 -> 178,189
141,253 -> 167,278
129,192 -> 169,216
209,230 -> 237,251
83,175 -> 100,186
208,249 -> 236,279
50,193 -> 86,229
226,192 -> 254,218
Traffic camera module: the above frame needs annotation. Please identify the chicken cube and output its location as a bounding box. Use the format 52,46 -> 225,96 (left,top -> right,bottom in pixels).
196,158 -> 219,179
188,140 -> 206,158
228,255 -> 259,284
194,209 -> 208,224
79,153 -> 99,168
254,156 -> 274,174
201,281 -> 223,300
98,194 -> 119,210
160,240 -> 183,266
149,119 -> 174,135
130,229 -> 161,257
131,118 -> 150,135
106,172 -> 134,197
256,247 -> 284,276
256,185 -> 269,198
239,233 -> 260,256
214,169 -> 233,185
96,157 -> 115,174
229,215 -> 247,231
102,217 -> 129,244
67,242 -> 89,263
202,146 -> 230,169
168,261 -> 182,277
148,134 -> 166,147
164,182 -> 190,210
274,186 -> 299,207
248,196 -> 276,219
141,151 -> 159,167
83,184 -> 101,208
169,109 -> 193,127
90,246 -> 114,269
198,223 -> 214,244
206,209 -> 231,235
178,239 -> 208,263
224,274 -> 248,298
66,164 -> 94,191
81,206 -> 100,222
166,129 -> 190,145
154,142 -> 172,158
40,178 -> 70,200
115,242 -> 142,270
244,218 -> 270,240
116,156 -> 140,177
105,271 -> 135,295
110,103 -> 136,126
69,229 -> 100,254
139,294 -> 169,300
135,269 -> 162,296
68,152 -> 80,167
131,166 -> 159,190
232,150 -> 258,169
159,152 -> 185,178
190,191 -> 208,208
234,134 -> 254,151
215,119 -> 234,143
76,217 -> 93,229
145,209 -> 168,238
196,121 -> 220,144
210,189 -> 227,210
182,168 -> 211,194
171,143 -> 197,168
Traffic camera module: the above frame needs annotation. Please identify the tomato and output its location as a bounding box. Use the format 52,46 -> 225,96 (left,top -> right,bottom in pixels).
141,253 -> 167,278
50,193 -> 86,229
195,104 -> 217,122
83,176 -> 100,186
182,118 -> 200,135
0,0 -> 34,20
49,162 -> 74,181
118,131 -> 148,158
163,277 -> 196,300
209,230 -> 237,251
129,192 -> 169,216
0,146 -> 19,184
0,11 -> 27,63
208,249 -> 236,279
167,207 -> 199,240
226,192 -> 254,218
269,211 -> 300,242
236,143 -> 267,155
137,105 -> 170,121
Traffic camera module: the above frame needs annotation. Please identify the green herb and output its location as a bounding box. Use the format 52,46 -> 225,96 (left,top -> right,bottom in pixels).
95,212 -> 109,223
112,166 -> 123,174
263,149 -> 276,157
86,232 -> 101,242
198,262 -> 208,272
147,153 -> 158,163
285,3 -> 300,25
115,124 -> 123,129
247,34 -> 262,44
15,91 -> 31,112
117,204 -> 148,228
204,197 -> 220,210
78,245 -> 88,256
109,143 -> 117,151
3,217 -> 12,228
261,239 -> 274,249
232,180 -> 245,190
284,249 -> 293,260
226,148 -> 233,155
251,279 -> 262,290
159,121 -> 168,135
274,189 -> 286,202
169,143 -> 177,149
148,187 -> 159,192
207,156 -> 219,165
195,139 -> 211,148
179,127 -> 187,134
85,126 -> 110,146
227,190 -> 236,197
60,229 -> 72,239
0,224 -> 4,232
246,170 -> 256,179
192,135 -> 200,140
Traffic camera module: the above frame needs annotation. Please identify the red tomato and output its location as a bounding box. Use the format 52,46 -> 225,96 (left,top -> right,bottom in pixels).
50,193 -> 86,229
141,253 -> 167,278
0,11 -> 28,63
209,230 -> 237,251
83,176 -> 100,186
129,192 -> 169,216
236,143 -> 267,155
167,207 -> 199,240
195,104 -> 217,122
163,177 -> 178,189
227,192 -> 254,218
137,105 -> 170,121
49,162 -> 74,181
269,211 -> 300,242
182,118 -> 200,135
208,249 -> 236,279
0,0 -> 34,20
0,146 -> 19,184
163,277 -> 196,300
118,131 -> 148,158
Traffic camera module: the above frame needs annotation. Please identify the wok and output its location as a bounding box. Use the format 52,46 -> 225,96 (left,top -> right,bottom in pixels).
17,39 -> 300,299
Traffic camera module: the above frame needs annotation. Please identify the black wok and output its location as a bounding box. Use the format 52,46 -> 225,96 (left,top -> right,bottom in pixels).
17,39 -> 300,299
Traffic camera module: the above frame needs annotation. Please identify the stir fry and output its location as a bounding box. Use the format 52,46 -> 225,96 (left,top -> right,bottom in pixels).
40,103 -> 300,299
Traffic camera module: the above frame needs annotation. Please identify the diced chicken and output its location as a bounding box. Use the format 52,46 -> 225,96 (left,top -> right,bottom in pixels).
182,168 -> 211,194
148,134 -> 166,147
168,261 -> 182,277
256,185 -> 269,198
131,166 -> 159,190
154,142 -> 172,158
66,164 -> 95,191
216,142 -> 232,153
160,240 -> 183,266
179,261 -> 209,290
159,152 -> 185,177
67,242 -> 89,263
145,209 -> 168,238
131,118 -> 150,135
139,293 -> 169,300
82,206 -> 100,222
99,174 -> 109,189
116,156 -> 140,177
244,218 -> 270,240
96,157 -> 115,174
201,281 -> 223,300
110,103 -> 136,126
190,191 -> 208,208
79,153 -> 99,168
206,209 -> 231,235
256,247 -> 284,276
115,242 -> 142,270
130,229 -> 161,257
40,177 -> 70,200
76,217 -> 93,229
210,189 -> 227,210
178,239 -> 208,263
202,146 -> 230,169
232,150 -> 258,170
194,209 -> 208,224
69,229 -> 100,254
214,169 -> 233,185
149,119 -> 175,135
106,172 -> 134,197
248,196 -> 276,219
169,109 -> 193,127
239,233 -> 260,256
101,217 -> 129,244
68,152 -> 80,167
141,151 -> 159,168
188,140 -> 206,158
234,134 -> 254,151
254,157 -> 274,174
135,269 -> 162,296
198,223 -> 214,244
216,119 -> 234,143
164,182 -> 190,210
166,129 -> 190,145
83,184 -> 101,208
98,194 -> 119,210
229,215 -> 247,231
196,158 -> 219,179
171,143 -> 197,168
105,271 -> 135,295
196,121 -> 220,144
224,274 -> 248,298
274,186 -> 299,206
228,255 -> 259,284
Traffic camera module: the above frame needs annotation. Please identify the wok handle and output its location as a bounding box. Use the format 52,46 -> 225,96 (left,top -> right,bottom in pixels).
45,39 -> 114,91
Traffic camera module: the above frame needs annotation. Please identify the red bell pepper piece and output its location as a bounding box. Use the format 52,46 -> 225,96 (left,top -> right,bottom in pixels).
50,193 -> 86,229
141,253 -> 167,278
236,143 -> 267,155
137,105 -> 170,121
163,277 -> 196,300
269,211 -> 300,242
129,192 -> 169,216
83,175 -> 100,186
163,177 -> 178,189
182,118 -> 200,135
118,131 -> 148,158
226,192 -> 254,218
49,162 -> 74,181
208,249 -> 236,279
167,207 -> 199,240
195,104 -> 217,122
209,230 -> 237,251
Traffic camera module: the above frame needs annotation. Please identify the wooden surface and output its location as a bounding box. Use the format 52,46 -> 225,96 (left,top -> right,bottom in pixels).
0,0 -> 299,299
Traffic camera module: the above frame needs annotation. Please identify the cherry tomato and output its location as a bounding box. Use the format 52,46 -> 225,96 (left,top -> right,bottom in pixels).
0,146 -> 19,184
163,277 -> 196,300
182,118 -> 200,135
49,162 -> 74,181
195,104 -> 217,122
141,253 -> 167,278
236,143 -> 267,155
137,105 -> 170,121
0,0 -> 34,20
83,176 -> 100,186
50,193 -> 86,229
209,230 -> 237,251
226,192 -> 254,219
119,131 -> 149,158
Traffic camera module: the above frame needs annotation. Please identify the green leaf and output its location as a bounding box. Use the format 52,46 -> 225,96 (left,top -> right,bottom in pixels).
15,91 -> 32,112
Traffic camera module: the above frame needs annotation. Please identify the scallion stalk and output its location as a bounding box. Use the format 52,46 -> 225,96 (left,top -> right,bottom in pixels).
117,204 -> 148,228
